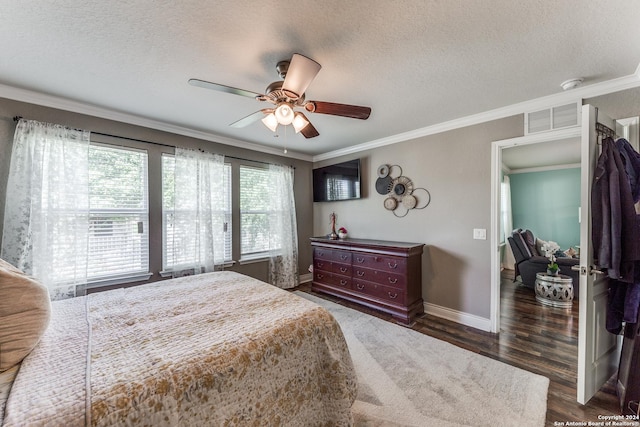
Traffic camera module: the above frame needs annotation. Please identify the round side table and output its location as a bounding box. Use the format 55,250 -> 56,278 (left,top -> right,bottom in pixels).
534,272 -> 574,308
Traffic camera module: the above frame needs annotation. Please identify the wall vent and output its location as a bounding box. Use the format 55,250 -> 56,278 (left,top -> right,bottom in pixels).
525,102 -> 580,135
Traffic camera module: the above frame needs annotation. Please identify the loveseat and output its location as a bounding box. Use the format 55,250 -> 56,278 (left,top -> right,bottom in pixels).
507,229 -> 580,299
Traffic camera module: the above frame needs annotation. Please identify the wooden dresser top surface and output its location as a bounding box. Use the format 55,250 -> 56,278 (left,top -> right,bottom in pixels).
310,237 -> 424,253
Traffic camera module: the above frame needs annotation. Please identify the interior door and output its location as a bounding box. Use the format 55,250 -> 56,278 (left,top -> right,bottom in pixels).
577,104 -> 621,404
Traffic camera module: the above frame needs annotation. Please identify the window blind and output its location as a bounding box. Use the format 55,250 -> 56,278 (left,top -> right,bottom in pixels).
87,144 -> 149,280
240,165 -> 274,256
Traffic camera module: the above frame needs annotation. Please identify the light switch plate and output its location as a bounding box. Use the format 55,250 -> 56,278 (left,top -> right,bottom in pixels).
473,228 -> 487,240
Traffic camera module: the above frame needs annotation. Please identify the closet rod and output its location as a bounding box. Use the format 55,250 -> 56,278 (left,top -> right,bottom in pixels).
12,116 -> 294,168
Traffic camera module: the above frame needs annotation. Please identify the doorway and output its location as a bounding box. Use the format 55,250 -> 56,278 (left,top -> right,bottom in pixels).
491,106 -> 634,404
490,127 -> 582,334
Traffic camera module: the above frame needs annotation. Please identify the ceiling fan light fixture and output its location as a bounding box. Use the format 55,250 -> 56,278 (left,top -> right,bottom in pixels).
292,113 -> 309,133
261,113 -> 278,132
274,103 -> 294,125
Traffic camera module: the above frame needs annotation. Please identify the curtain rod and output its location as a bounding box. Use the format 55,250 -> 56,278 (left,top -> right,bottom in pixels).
12,115 -> 293,168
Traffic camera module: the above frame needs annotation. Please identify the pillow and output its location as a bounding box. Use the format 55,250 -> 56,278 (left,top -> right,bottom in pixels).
0,364 -> 20,424
564,247 -> 577,258
536,238 -> 548,256
522,230 -> 539,256
0,258 -> 51,372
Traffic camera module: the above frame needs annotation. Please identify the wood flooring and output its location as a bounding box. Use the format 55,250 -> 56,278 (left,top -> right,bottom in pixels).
295,273 -> 622,426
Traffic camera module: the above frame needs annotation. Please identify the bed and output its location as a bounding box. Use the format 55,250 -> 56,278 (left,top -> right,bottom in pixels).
0,270 -> 357,426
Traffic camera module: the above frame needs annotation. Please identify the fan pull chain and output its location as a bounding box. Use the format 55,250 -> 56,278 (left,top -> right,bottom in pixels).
283,124 -> 288,154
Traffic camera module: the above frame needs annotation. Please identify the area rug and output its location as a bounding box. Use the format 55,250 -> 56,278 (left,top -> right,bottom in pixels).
295,292 -> 549,427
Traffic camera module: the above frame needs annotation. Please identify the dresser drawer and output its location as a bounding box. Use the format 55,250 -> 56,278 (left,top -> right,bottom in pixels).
333,250 -> 352,264
353,279 -> 405,304
329,274 -> 352,289
314,259 -> 331,272
353,267 -> 406,288
352,253 -> 407,273
314,270 -> 331,283
314,247 -> 333,260
332,263 -> 352,276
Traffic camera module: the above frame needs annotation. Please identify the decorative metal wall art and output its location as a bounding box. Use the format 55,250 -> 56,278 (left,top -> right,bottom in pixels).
375,164 -> 431,217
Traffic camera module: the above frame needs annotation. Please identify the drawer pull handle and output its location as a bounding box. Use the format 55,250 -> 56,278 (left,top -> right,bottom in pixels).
356,257 -> 365,263
388,292 -> 398,299
340,279 -> 348,286
388,262 -> 398,269
317,262 -> 324,268
357,271 -> 365,277
340,254 -> 348,260
317,273 -> 324,279
388,277 -> 398,284
340,267 -> 348,273
356,283 -> 365,290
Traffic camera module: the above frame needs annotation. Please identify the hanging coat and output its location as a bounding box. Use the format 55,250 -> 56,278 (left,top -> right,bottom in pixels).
594,137 -> 640,334
591,137 -> 640,283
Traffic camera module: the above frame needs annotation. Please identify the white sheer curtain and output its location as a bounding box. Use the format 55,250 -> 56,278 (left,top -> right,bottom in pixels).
170,148 -> 226,276
267,164 -> 298,289
1,119 -> 90,299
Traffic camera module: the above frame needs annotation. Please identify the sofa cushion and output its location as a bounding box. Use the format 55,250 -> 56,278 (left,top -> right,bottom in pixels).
0,259 -> 51,372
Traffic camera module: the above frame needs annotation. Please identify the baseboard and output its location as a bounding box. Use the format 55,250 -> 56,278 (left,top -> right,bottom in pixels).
423,302 -> 492,332
298,273 -> 312,284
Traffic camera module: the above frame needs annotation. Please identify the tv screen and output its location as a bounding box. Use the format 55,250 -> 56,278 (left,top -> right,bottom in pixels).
313,159 -> 361,202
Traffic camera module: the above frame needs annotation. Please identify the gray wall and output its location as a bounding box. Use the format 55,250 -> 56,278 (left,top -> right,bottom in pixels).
313,116 -> 524,319
0,97 -> 314,287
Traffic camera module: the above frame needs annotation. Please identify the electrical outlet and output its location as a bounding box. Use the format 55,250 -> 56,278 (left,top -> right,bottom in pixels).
473,228 -> 486,240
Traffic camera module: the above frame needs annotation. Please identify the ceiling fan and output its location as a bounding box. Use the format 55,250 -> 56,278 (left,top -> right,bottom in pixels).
188,53 -> 371,139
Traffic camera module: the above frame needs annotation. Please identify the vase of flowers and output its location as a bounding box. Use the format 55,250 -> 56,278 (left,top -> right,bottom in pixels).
541,240 -> 561,276
338,227 -> 348,239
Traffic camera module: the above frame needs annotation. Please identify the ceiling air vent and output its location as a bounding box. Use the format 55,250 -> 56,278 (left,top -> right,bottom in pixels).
525,102 -> 580,135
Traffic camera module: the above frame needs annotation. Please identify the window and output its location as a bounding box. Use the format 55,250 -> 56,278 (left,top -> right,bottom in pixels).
87,144 -> 149,282
240,165 -> 277,258
162,155 -> 232,269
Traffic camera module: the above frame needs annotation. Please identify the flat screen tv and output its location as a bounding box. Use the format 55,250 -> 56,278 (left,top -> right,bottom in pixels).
313,159 -> 361,202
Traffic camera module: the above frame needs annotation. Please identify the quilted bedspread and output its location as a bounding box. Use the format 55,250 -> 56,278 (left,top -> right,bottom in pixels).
2,271 -> 357,426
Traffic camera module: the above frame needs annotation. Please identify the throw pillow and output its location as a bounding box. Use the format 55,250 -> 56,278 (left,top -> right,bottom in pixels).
536,238 -> 548,256
522,230 -> 539,256
0,258 -> 51,372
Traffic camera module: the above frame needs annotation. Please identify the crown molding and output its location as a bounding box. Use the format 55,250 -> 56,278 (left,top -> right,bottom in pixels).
313,69 -> 640,162
0,84 -> 313,162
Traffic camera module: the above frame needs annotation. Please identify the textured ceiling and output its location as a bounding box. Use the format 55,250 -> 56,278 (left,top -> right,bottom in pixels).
1,1 -> 639,160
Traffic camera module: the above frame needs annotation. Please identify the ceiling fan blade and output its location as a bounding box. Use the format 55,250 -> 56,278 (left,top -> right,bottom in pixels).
229,109 -> 273,128
282,54 -> 321,99
300,117 -> 320,139
188,78 -> 262,99
305,101 -> 371,120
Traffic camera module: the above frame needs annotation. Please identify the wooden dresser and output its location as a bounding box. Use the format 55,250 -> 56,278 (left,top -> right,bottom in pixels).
310,237 -> 424,325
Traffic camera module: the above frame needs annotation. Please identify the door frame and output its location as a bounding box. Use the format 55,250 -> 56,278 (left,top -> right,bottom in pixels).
489,126 -> 582,333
